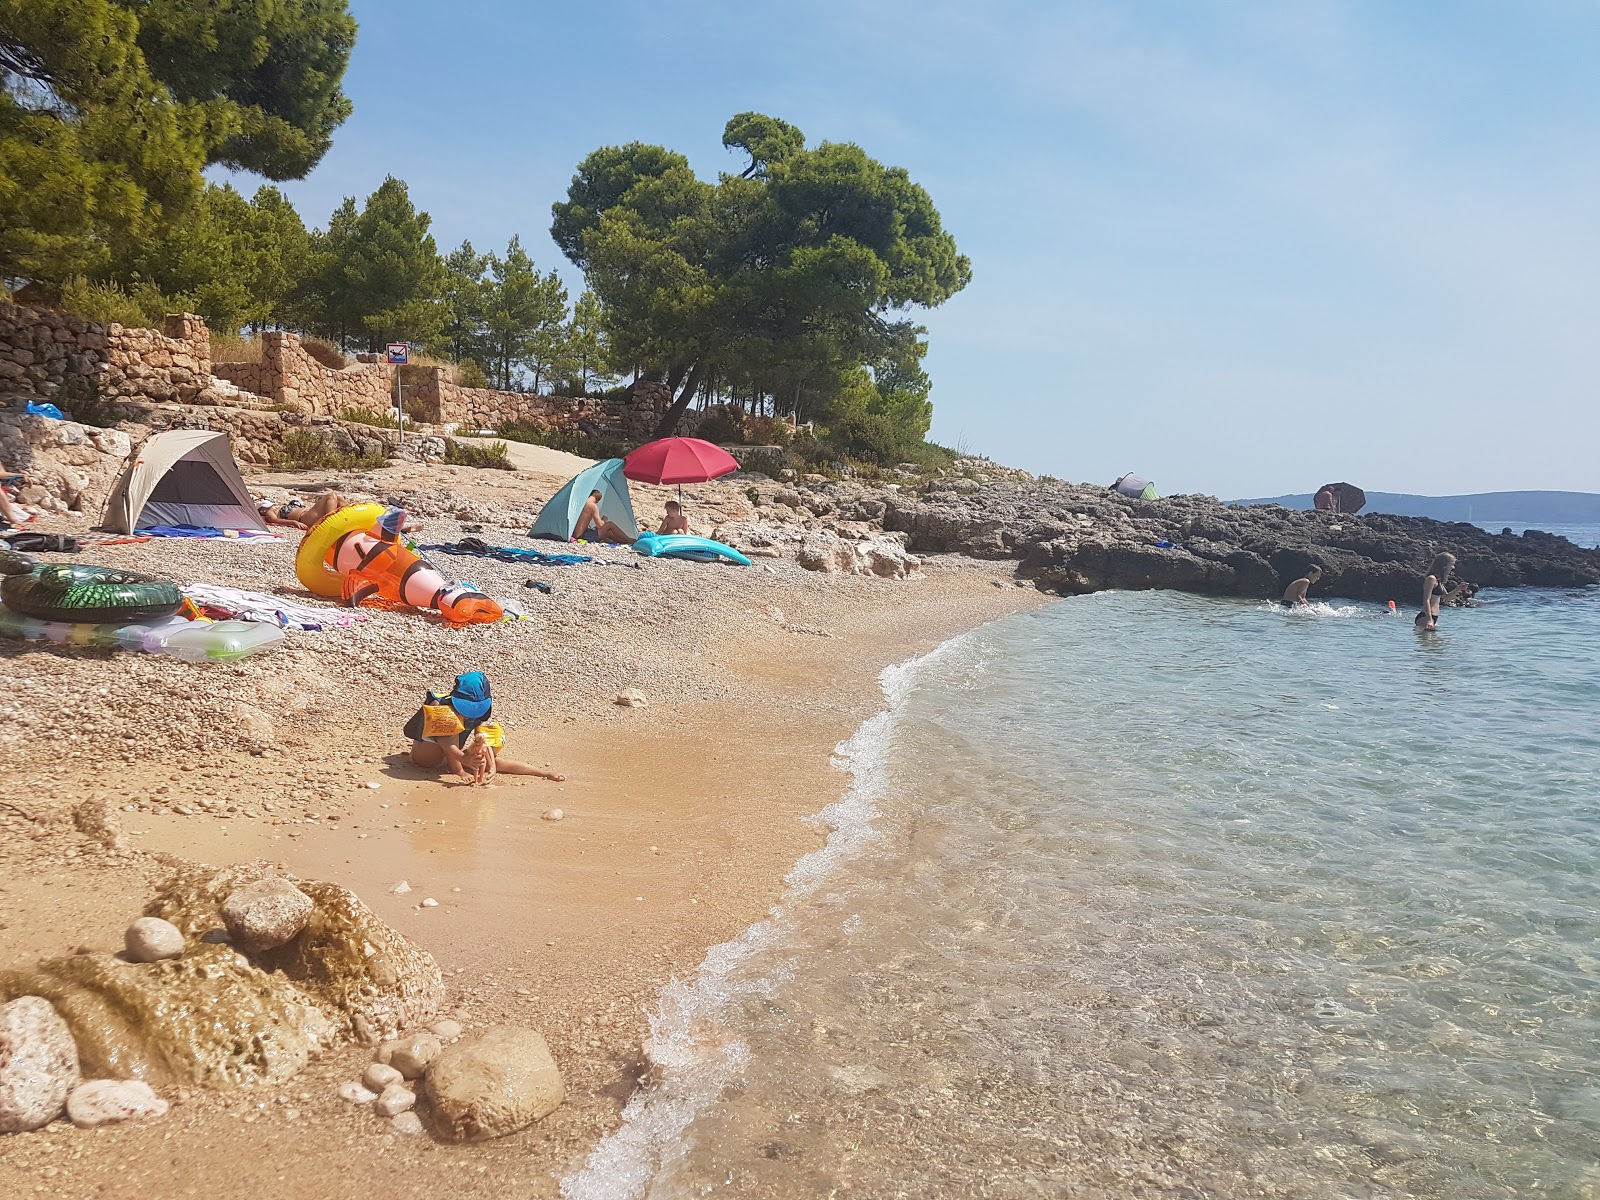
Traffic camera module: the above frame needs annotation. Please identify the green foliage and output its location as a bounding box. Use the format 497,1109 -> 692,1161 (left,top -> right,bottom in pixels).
298,177 -> 445,350
564,290 -> 613,392
456,358 -> 489,390
271,428 -> 388,471
441,438 -> 512,470
57,276 -> 187,327
484,236 -> 568,391
550,112 -> 970,439
0,0 -> 353,284
483,420 -> 626,462
339,406 -> 401,429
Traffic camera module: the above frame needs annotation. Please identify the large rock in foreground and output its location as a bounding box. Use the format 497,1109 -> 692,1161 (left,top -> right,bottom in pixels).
0,996 -> 80,1132
424,1026 -> 564,1141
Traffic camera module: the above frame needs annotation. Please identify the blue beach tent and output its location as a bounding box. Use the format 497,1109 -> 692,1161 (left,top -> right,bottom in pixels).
529,458 -> 640,541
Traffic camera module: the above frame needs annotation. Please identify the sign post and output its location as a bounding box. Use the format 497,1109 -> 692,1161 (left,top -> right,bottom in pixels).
386,343 -> 410,446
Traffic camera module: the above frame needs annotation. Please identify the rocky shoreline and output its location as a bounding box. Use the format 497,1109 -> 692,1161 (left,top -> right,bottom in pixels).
735,472 -> 1600,602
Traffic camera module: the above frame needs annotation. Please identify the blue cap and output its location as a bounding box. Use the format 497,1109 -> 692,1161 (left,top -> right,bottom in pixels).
450,671 -> 492,721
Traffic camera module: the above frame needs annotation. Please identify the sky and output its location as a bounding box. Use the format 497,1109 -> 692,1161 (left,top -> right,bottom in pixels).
228,0 -> 1600,498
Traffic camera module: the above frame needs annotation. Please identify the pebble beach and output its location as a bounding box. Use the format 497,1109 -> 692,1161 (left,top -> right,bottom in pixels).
0,453 -> 1046,1198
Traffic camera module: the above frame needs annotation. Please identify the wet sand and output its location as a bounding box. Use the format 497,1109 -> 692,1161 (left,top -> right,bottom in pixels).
0,503 -> 1046,1199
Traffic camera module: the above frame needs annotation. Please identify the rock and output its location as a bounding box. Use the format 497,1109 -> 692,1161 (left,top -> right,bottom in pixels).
424,1026 -> 564,1142
541,808 -> 563,822
0,996 -> 80,1133
390,1110 -> 425,1136
374,1083 -> 415,1117
389,881 -> 411,895
123,917 -> 185,963
338,1082 -> 377,1104
230,703 -> 276,751
614,689 -> 648,707
220,877 -> 314,952
429,1020 -> 463,1041
363,1062 -> 402,1092
386,1033 -> 441,1080
66,1080 -> 168,1128
421,898 -> 439,909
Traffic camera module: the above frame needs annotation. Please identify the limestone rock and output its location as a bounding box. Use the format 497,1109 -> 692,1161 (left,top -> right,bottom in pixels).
387,1034 -> 441,1080
614,689 -> 648,707
124,918 -> 185,963
390,1110 -> 425,1136
424,1026 -> 564,1142
0,996 -> 80,1133
0,945 -> 333,1089
144,860 -> 444,1045
220,877 -> 314,952
338,1082 -> 377,1104
374,1083 -> 415,1117
429,1020 -> 463,1041
66,1079 -> 168,1128
363,1062 -> 402,1092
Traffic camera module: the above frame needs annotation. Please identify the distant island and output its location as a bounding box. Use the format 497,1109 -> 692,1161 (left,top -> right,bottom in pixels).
1230,490 -> 1600,525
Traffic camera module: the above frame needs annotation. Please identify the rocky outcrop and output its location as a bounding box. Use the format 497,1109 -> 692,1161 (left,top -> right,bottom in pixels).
873,480 -> 1600,601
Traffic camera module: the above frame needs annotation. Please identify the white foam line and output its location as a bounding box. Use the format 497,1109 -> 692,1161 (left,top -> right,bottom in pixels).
558,632 -> 977,1200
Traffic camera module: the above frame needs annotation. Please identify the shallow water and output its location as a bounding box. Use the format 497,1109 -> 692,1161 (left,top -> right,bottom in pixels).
566,587 -> 1600,1199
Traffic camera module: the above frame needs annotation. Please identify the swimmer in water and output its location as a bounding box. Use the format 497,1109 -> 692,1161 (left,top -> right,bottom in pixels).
1416,551 -> 1458,630
1281,565 -> 1323,607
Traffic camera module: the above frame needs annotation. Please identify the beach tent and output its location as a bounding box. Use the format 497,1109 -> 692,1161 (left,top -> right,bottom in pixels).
528,458 -> 639,541
1112,473 -> 1159,501
101,430 -> 267,533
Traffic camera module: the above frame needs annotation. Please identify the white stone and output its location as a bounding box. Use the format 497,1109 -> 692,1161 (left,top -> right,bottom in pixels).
387,1034 -> 441,1080
0,997 -> 79,1133
66,1080 -> 168,1128
541,808 -> 563,822
390,1110 -> 425,1136
374,1083 -> 415,1117
429,1020 -> 463,1041
124,917 -> 185,963
421,898 -> 439,908
337,1082 -> 377,1104
614,688 -> 648,707
389,880 -> 411,895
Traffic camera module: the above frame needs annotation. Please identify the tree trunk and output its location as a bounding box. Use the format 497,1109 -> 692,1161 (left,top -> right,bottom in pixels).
653,360 -> 708,438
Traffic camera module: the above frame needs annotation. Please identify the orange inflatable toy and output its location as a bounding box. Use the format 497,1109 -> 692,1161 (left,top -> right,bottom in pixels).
326,511 -> 503,626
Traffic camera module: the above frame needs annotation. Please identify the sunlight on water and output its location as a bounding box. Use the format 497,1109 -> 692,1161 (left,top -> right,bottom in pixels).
569,586 -> 1600,1199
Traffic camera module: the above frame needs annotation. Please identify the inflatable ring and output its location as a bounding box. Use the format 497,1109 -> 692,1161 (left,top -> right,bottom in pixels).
0,548 -> 35,576
1,563 -> 182,623
295,503 -> 387,598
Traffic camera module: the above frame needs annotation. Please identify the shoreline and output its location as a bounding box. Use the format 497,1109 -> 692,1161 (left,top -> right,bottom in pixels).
0,471 -> 1049,1198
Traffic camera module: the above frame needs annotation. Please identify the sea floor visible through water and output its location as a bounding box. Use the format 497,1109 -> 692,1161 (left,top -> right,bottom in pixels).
566,585 -> 1600,1200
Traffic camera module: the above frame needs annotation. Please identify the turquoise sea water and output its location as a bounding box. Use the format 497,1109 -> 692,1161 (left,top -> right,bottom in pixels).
568,585 -> 1600,1199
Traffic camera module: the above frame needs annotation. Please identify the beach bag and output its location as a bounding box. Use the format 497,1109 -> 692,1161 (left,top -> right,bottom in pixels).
2,532 -> 79,553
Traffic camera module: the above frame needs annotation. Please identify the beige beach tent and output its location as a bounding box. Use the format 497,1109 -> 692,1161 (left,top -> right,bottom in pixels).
101,430 -> 267,533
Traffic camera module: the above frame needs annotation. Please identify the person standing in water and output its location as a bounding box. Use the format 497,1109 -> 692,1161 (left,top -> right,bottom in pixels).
1281,565 -> 1323,607
1416,552 -> 1458,630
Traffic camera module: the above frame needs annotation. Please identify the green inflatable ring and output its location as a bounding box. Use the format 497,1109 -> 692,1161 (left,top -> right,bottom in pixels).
1,563 -> 183,624
0,548 -> 34,576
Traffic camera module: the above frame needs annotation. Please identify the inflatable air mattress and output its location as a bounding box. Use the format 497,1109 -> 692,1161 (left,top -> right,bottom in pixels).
633,531 -> 751,566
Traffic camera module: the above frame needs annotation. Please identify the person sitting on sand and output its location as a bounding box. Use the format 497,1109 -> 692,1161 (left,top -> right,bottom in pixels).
575,489 -> 633,543
1281,565 -> 1323,607
1416,552 -> 1460,630
0,465 -> 33,529
657,499 -> 689,535
404,671 -> 564,783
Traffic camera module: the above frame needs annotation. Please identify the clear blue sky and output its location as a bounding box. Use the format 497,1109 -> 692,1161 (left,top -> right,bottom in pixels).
235,0 -> 1600,498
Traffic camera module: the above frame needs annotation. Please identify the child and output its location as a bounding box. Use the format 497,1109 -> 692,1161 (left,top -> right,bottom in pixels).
657,499 -> 689,535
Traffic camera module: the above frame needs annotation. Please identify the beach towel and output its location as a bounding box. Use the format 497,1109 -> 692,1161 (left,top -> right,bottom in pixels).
421,539 -> 592,567
137,525 -> 284,541
180,583 -> 369,631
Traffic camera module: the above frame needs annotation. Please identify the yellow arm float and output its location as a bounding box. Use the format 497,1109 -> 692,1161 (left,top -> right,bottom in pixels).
294,503 -> 388,598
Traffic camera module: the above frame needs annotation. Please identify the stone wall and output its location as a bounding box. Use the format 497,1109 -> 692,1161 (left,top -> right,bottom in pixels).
212,331 -> 392,416
418,373 -> 695,441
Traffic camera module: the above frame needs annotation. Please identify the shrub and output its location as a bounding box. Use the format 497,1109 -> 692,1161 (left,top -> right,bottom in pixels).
482,420 -> 627,462
210,334 -> 263,363
271,428 -> 389,471
340,407 -> 401,429
442,438 -> 512,470
694,407 -> 742,444
742,415 -> 794,447
57,277 -> 186,328
456,359 -> 489,390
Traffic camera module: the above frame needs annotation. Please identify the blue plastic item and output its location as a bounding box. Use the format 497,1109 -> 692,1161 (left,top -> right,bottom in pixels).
633,531 -> 751,566
25,402 -> 64,420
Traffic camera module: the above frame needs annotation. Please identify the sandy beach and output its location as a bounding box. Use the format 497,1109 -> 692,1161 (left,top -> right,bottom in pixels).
0,455 -> 1047,1198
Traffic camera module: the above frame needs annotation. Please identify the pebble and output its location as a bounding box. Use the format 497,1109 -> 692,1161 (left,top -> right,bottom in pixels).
389,880 -> 412,895
220,877 -> 314,952
542,808 -> 563,822
429,1019 -> 463,1041
614,688 -> 648,707
0,997 -> 79,1133
338,1082 -> 378,1104
387,1033 -> 442,1080
66,1079 -> 169,1128
363,1063 -> 403,1092
421,898 -> 439,908
390,1110 -> 425,1136
374,1083 -> 416,1117
123,917 -> 185,963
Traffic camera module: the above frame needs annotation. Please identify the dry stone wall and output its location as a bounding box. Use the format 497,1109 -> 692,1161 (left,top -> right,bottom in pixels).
212,332 -> 392,416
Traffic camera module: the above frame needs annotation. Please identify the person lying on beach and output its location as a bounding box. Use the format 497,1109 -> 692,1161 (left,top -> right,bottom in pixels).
403,671 -> 564,783
575,489 -> 634,543
0,465 -> 35,529
1281,565 -> 1322,607
257,491 -> 423,532
657,499 -> 689,535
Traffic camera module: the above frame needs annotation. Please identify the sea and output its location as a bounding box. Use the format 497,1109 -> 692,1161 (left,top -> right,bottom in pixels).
564,525 -> 1600,1200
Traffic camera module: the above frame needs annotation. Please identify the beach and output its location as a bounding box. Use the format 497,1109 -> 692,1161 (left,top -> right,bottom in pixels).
0,455 -> 1046,1198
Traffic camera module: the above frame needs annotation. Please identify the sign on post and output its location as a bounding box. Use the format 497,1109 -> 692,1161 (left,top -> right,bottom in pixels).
386,343 -> 410,444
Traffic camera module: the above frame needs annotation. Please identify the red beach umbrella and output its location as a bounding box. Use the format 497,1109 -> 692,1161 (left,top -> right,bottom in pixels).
623,437 -> 740,487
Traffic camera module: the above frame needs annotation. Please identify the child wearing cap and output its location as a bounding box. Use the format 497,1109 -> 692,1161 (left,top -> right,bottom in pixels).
403,671 -> 564,784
